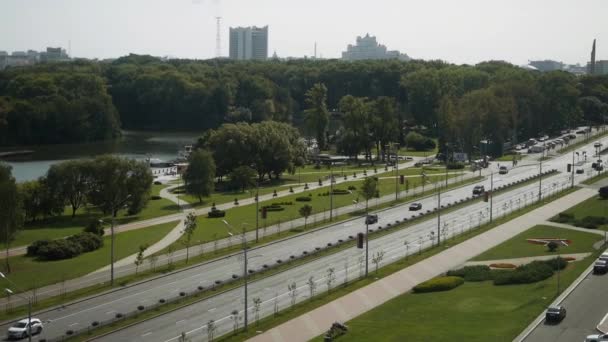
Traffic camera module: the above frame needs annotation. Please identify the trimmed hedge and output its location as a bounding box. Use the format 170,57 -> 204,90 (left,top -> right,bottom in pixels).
413,276 -> 464,293
295,196 -> 312,202
446,265 -> 492,282
208,209 -> 226,218
493,259 -> 566,285
552,212 -> 574,223
576,216 -> 607,229
489,263 -> 517,269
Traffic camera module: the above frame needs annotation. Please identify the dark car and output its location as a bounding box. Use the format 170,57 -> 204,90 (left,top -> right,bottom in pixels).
576,169 -> 585,174
545,305 -> 566,323
365,214 -> 378,225
594,260 -> 608,274
409,203 -> 422,211
472,185 -> 485,195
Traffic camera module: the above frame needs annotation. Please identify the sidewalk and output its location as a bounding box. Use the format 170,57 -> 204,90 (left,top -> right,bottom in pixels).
248,187 -> 598,342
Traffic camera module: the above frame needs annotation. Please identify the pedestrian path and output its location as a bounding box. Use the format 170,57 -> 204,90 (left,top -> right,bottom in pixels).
247,187 -> 598,342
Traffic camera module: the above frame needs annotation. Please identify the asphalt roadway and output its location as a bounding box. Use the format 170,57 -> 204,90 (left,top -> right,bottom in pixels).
3,132 -> 606,342
522,266 -> 608,342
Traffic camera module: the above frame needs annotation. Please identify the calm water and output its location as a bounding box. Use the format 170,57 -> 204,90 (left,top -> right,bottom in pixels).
0,131 -> 199,182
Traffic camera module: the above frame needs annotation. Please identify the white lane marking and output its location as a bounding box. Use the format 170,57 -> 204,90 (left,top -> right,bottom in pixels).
142,332 -> 152,337
599,312 -> 608,327
208,308 -> 216,312
69,323 -> 79,326
105,311 -> 116,315
176,319 -> 186,325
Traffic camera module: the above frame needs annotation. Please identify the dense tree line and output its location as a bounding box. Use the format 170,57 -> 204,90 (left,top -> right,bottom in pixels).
1,56 -> 607,156
0,61 -> 120,146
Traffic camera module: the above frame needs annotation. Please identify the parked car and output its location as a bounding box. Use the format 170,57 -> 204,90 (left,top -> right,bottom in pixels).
576,169 -> 585,174
365,214 -> 378,225
585,333 -> 608,342
568,133 -> 577,139
594,142 -> 603,148
499,166 -> 508,174
7,318 -> 43,339
472,185 -> 485,195
594,260 -> 608,274
545,305 -> 566,323
409,203 -> 422,211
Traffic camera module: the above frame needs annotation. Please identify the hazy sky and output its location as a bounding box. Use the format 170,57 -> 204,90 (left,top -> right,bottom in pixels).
2,0 -> 607,65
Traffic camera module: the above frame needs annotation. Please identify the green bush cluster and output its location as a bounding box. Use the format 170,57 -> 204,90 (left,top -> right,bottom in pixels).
413,276 -> 464,293
208,209 -> 226,218
552,212 -> 574,223
347,185 -> 357,191
271,201 -> 293,206
447,265 -> 492,282
493,258 -> 566,285
320,189 -> 351,196
576,216 -> 607,229
446,162 -> 465,170
295,196 -> 312,202
261,204 -> 285,212
27,232 -> 103,260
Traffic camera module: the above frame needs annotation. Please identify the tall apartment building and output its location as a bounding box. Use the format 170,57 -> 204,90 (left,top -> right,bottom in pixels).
229,26 -> 269,60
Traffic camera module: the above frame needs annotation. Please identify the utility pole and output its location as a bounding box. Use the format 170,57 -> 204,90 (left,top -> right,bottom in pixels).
242,228 -> 248,330
538,141 -> 545,203
394,143 -> 399,201
571,151 -> 575,188
490,172 -> 494,223
437,185 -> 441,245
365,199 -> 369,277
330,168 -> 334,221
255,181 -> 259,243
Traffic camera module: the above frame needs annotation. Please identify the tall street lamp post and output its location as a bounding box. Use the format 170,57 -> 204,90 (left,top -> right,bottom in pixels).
1,272 -> 33,342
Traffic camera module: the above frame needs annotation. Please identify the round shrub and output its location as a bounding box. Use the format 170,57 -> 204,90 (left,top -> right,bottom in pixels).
198,285 -> 204,290
208,209 -> 226,218
180,291 -> 186,296
84,220 -> 105,236
66,330 -> 74,336
154,181 -> 162,185
447,265 -> 492,282
115,313 -> 123,319
302,251 -> 308,255
413,276 -> 464,293
91,321 -> 99,327
150,195 -> 162,200
138,305 -> 145,311
159,299 -> 166,304
232,274 -> 239,279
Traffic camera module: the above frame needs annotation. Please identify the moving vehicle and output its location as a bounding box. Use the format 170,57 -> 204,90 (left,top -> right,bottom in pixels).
576,169 -> 585,174
593,260 -> 608,274
585,333 -> 608,342
594,142 -> 603,148
472,185 -> 485,195
545,305 -> 566,323
499,166 -> 508,174
365,214 -> 378,225
409,203 -> 422,211
7,318 -> 43,339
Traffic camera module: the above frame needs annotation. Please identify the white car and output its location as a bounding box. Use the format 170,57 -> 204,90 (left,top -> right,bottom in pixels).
585,334 -> 608,342
7,318 -> 43,339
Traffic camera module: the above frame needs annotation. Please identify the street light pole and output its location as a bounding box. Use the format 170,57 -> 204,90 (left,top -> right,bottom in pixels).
255,181 -> 259,243
538,142 -> 545,203
110,216 -> 116,286
330,168 -> 334,222
365,199 -> 369,277
242,228 -> 248,330
437,185 -> 441,245
490,172 -> 494,223
571,151 -> 575,188
1,273 -> 32,342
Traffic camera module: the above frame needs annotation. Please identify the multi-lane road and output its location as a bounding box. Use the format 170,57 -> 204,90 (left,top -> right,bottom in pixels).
4,132 -> 607,342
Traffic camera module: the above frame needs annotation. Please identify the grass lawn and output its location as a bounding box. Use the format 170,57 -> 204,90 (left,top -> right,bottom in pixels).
0,221 -> 177,292
552,195 -> 608,230
11,198 -> 179,248
169,174 -> 457,249
318,256 -> 592,342
176,166 -> 451,208
472,225 -> 602,261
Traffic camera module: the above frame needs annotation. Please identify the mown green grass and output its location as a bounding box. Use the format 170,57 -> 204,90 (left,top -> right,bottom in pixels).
217,187 -> 579,342
472,225 -> 602,261
0,221 -> 177,292
555,195 -> 608,230
11,198 -> 179,248
169,174 -> 456,248
312,256 -> 592,342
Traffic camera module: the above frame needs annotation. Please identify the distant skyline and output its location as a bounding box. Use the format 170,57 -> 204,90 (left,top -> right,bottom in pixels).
1,0 -> 607,65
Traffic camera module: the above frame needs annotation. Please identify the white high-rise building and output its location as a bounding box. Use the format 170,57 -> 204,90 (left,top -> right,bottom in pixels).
229,26 -> 269,60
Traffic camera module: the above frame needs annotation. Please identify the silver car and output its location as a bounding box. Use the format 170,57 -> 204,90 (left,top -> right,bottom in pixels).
7,318 -> 43,340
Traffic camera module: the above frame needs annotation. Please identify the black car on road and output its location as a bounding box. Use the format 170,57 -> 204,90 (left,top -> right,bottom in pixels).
409,203 -> 422,211
545,305 -> 566,323
365,214 -> 378,225
472,185 -> 485,195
